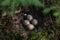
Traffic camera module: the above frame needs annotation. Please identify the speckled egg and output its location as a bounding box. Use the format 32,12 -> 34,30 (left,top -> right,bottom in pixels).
27,15 -> 33,21
24,20 -> 30,25
32,19 -> 38,25
27,24 -> 34,30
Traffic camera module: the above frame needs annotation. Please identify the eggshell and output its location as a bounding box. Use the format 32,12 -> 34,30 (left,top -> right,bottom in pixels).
32,19 -> 38,25
27,24 -> 35,30
24,20 -> 30,25
27,15 -> 33,21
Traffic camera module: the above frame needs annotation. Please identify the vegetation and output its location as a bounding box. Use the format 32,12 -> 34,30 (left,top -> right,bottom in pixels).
0,0 -> 60,40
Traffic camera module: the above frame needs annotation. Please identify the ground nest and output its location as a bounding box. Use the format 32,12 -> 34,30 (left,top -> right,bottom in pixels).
0,6 -> 58,40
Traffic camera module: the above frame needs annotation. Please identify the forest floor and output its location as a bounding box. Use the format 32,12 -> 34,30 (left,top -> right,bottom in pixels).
0,6 -> 60,40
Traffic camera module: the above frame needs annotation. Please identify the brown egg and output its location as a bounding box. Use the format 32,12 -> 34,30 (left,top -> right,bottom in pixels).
27,24 -> 34,30
24,20 -> 30,25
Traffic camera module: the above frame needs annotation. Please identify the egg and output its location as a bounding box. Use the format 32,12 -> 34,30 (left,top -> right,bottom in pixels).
27,24 -> 34,30
32,19 -> 38,25
27,15 -> 33,21
24,20 -> 30,25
